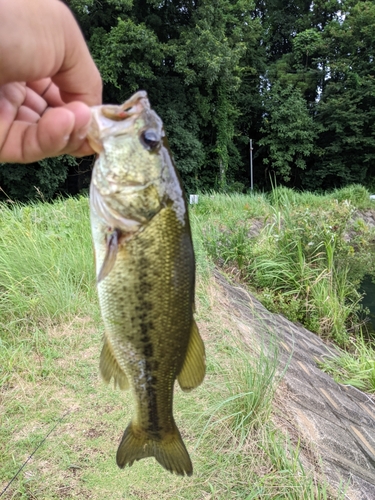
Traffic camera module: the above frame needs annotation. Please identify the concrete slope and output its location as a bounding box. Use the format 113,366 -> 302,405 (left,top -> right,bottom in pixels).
214,271 -> 375,499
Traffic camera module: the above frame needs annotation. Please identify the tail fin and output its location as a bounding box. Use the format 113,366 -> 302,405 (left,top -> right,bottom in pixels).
116,422 -> 193,476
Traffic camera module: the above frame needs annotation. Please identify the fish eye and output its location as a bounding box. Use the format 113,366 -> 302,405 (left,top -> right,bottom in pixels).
141,130 -> 161,151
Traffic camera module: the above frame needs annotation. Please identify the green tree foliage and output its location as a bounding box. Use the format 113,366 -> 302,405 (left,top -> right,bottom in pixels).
259,84 -> 320,183
254,0 -> 312,60
0,156 -> 78,201
257,0 -> 375,190
170,0 -> 263,188
307,1 -> 375,189
90,18 -> 164,96
3,0 -> 375,199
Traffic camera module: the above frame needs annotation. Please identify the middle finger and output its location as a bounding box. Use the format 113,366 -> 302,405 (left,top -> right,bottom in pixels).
27,79 -> 64,107
15,105 -> 41,123
23,86 -> 48,116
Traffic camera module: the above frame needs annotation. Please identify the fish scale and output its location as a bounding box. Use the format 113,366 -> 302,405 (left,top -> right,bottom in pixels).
98,208 -> 193,428
88,91 -> 205,476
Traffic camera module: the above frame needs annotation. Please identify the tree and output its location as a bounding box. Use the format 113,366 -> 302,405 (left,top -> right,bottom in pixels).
305,1 -> 375,188
0,156 -> 78,201
253,0 -> 311,61
259,83 -> 320,184
170,0 -> 262,188
257,0 -> 375,190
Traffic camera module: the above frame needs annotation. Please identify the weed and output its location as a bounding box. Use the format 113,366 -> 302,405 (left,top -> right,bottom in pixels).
195,188 -> 375,348
330,184 -> 370,208
198,337 -> 278,447
0,197 -> 97,333
320,336 -> 375,393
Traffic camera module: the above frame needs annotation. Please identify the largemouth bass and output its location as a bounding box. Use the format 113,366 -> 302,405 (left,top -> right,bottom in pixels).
87,91 -> 205,476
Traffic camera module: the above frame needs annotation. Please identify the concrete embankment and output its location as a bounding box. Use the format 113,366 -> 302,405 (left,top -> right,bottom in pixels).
214,270 -> 375,499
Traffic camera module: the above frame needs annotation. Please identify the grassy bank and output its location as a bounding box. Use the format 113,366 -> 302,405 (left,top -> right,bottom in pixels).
191,185 -> 375,392
0,197 -> 337,498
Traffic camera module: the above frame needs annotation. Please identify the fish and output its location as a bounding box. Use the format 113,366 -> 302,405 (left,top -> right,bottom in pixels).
87,91 -> 205,477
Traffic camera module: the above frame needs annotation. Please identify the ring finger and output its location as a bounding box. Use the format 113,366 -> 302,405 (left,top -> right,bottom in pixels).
15,105 -> 41,122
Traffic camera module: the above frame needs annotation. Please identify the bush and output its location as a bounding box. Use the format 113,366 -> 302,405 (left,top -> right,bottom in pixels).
0,156 -> 78,201
194,189 -> 375,347
330,184 -> 370,207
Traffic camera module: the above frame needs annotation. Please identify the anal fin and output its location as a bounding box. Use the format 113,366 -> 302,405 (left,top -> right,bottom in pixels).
178,320 -> 205,392
100,333 -> 129,390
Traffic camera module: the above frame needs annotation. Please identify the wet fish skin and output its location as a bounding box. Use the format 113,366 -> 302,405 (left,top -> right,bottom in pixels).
88,91 -> 205,476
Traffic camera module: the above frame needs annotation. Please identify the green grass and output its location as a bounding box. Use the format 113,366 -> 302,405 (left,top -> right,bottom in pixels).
0,197 -> 97,330
0,196 -> 339,498
268,183 -> 372,210
251,200 -> 365,345
320,336 -> 375,393
198,337 -> 278,447
192,186 -> 375,348
190,185 -> 375,422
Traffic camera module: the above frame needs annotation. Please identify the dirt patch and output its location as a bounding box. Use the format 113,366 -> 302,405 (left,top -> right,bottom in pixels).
84,426 -> 106,439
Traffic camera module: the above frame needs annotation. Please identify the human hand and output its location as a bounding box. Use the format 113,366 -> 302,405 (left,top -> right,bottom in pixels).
0,0 -> 102,163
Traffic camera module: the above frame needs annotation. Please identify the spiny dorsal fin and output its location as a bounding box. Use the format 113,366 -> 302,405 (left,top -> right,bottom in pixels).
178,320 -> 205,392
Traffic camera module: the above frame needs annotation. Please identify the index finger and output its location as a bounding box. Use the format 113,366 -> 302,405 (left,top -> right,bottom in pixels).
52,1 -> 102,106
0,0 -> 102,106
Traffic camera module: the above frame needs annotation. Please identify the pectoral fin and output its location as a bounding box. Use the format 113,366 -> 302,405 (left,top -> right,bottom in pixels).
100,333 -> 129,390
177,320 -> 205,392
97,230 -> 119,283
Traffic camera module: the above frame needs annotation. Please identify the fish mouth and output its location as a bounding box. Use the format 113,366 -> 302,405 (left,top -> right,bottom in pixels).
87,91 -> 151,153
103,91 -> 149,121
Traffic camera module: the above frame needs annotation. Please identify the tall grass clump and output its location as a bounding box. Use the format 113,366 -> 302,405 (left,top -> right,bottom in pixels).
248,192 -> 374,346
320,336 -> 375,393
250,196 -> 367,345
269,183 -> 371,211
194,187 -> 375,348
0,197 -> 96,335
200,337 -> 279,446
329,184 -> 370,208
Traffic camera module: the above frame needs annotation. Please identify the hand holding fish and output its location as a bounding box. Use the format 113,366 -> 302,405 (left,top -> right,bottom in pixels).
0,0 -> 102,163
